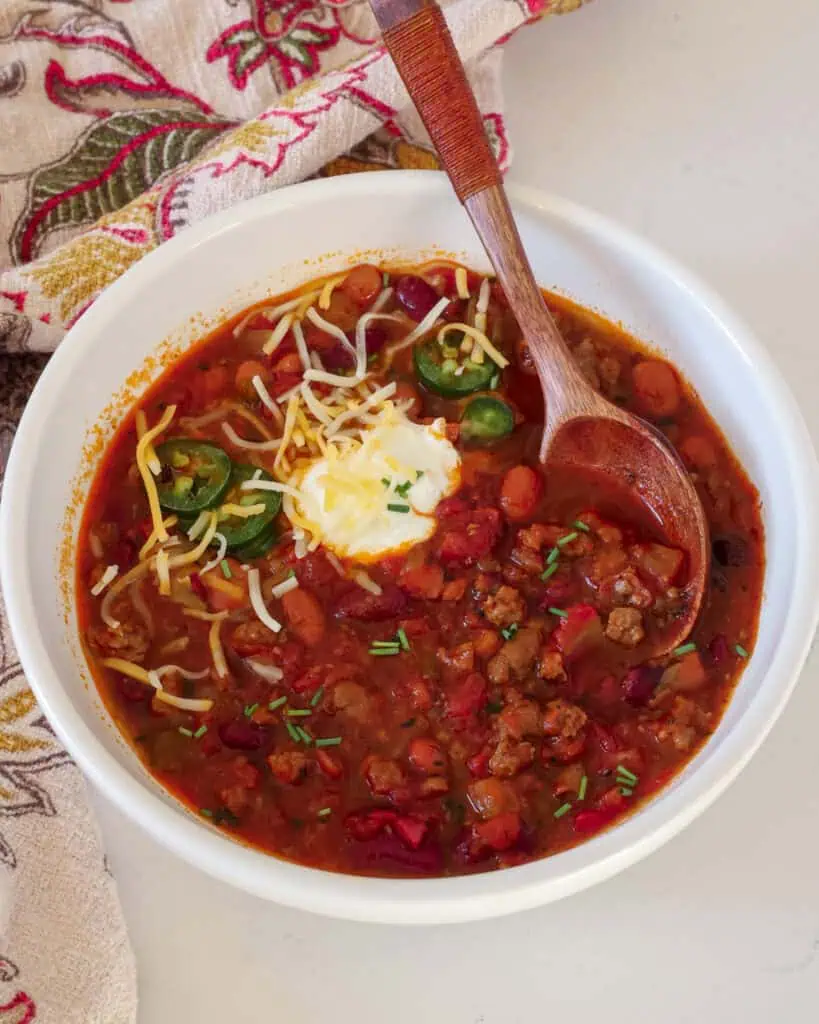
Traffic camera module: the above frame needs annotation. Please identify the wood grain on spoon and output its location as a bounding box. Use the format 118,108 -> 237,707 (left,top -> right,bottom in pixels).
370,0 -> 710,653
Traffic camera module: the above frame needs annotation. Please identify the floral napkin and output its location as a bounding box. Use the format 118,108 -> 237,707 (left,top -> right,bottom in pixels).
0,0 -> 589,1020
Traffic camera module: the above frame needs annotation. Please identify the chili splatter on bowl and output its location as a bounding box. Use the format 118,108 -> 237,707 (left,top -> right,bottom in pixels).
76,262 -> 763,877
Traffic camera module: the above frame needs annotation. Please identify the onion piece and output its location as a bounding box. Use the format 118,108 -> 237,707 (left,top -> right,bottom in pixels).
90,564 -> 119,597
271,575 -> 299,600
244,659 -> 284,682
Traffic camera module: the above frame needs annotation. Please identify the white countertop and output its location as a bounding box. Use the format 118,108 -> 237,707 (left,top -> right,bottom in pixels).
93,0 -> 819,1018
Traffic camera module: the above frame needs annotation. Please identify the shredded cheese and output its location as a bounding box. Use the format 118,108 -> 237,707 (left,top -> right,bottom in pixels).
383,296 -> 450,364
203,575 -> 244,600
219,502 -> 265,519
135,410 -> 161,475
274,394 -> 300,470
371,286 -> 394,313
154,664 -> 210,680
221,422 -> 281,452
318,274 -> 347,310
156,691 -> 214,713
252,375 -> 284,424
299,381 -> 333,426
353,570 -> 383,595
438,322 -> 509,369
187,511 -> 210,541
324,381 -> 397,437
168,512 -> 218,569
260,312 -> 294,356
240,478 -> 306,503
245,660 -> 284,682
292,318 -> 311,372
100,561 -> 152,629
140,515 -> 179,560
209,618 -> 228,678
271,575 -> 299,599
305,307 -> 356,357
101,657 -> 150,682
455,267 -> 470,300
247,568 -> 282,633
184,608 -> 228,622
135,405 -> 176,543
155,549 -> 171,596
90,564 -> 119,597
200,532 -> 227,575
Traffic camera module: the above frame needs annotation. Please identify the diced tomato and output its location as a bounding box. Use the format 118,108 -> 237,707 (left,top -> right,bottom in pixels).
335,584 -> 408,621
660,651 -> 707,692
474,811 -> 521,852
392,815 -> 428,850
399,563 -> 444,600
445,672 -> 487,724
631,542 -> 684,586
573,807 -> 618,835
438,508 -> 502,568
553,604 -> 604,659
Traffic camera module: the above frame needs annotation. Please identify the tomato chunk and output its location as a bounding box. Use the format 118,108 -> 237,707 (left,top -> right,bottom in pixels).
552,604 -> 604,658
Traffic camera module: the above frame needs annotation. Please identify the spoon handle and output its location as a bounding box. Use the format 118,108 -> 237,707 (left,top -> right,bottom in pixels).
369,0 -> 589,422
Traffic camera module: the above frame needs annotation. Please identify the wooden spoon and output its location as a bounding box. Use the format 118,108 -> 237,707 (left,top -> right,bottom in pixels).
370,0 -> 709,654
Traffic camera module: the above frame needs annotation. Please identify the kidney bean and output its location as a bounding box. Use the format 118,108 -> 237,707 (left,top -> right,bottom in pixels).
218,720 -> 271,751
622,665 -> 663,707
394,275 -> 439,321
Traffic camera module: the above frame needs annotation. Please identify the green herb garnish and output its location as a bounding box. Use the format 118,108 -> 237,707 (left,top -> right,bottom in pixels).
673,642 -> 697,657
268,696 -> 287,711
286,708 -> 311,718
546,546 -> 561,565
220,560 -> 232,579
285,721 -> 301,743
501,623 -> 519,640
243,703 -> 259,718
397,628 -> 410,651
296,726 -> 312,745
735,643 -> 749,658
194,725 -> 208,739
310,686 -> 325,708
616,765 -> 638,785
557,531 -> 579,547
315,736 -> 342,748
578,775 -> 588,801
387,503 -> 411,513
540,563 -> 559,583
178,727 -> 193,738
573,520 -> 590,532
553,802 -> 572,819
548,607 -> 568,618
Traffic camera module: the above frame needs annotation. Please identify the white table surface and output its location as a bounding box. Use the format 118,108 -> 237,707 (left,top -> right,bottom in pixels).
91,0 -> 819,1018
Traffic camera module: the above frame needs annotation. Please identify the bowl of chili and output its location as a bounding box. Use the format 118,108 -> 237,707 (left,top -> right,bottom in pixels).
2,172 -> 817,924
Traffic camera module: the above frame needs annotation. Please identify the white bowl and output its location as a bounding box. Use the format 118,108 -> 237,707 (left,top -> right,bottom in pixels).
2,172 -> 818,924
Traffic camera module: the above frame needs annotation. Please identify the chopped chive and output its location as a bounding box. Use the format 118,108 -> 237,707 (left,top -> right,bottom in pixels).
387,503 -> 411,513
578,775 -> 588,801
369,647 -> 400,656
548,607 -> 568,618
243,703 -> 259,718
371,639 -> 401,648
546,546 -> 561,565
268,696 -> 287,711
397,628 -> 410,651
573,520 -> 590,532
735,643 -> 749,658
557,531 -> 579,547
200,808 -> 213,818
220,560 -> 232,579
317,807 -> 332,818
395,479 -> 413,498
540,563 -> 559,583
620,787 -> 634,797
381,477 -> 391,488
416,470 -> 425,480
616,765 -> 638,784
315,736 -> 342,748
296,726 -> 312,745
310,686 -> 325,708
285,721 -> 301,743
286,569 -> 296,579
553,802 -> 572,819
178,726 -> 193,738
286,708 -> 311,718
673,642 -> 697,657
194,725 -> 208,739
501,623 -> 519,640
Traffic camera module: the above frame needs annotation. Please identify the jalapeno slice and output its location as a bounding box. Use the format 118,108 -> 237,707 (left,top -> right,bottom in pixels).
413,338 -> 495,398
155,439 -> 232,515
217,464 -> 281,550
232,521 -> 278,561
460,396 -> 515,442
